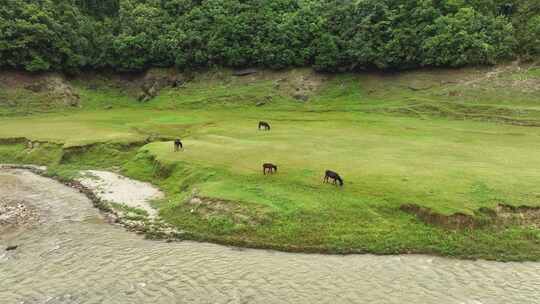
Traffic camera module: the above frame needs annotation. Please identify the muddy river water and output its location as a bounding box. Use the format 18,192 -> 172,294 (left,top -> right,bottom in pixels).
1,169 -> 540,304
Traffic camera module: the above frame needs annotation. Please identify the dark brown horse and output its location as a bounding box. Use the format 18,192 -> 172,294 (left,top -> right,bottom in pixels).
258,121 -> 271,131
324,170 -> 343,186
263,163 -> 277,175
174,138 -> 183,151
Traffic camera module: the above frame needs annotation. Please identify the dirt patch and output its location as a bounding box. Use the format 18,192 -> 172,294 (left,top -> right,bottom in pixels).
44,74 -> 80,106
400,204 -> 476,229
187,195 -> 271,227
376,102 -> 540,126
232,68 -> 258,76
460,61 -> 540,93
359,67 -> 486,92
0,71 -> 80,106
489,204 -> 540,228
74,68 -> 185,102
193,68 -> 327,102
0,68 -> 182,105
0,137 -> 29,145
0,137 -> 59,152
272,69 -> 327,102
402,203 -> 540,230
138,68 -> 184,102
77,170 -> 163,218
0,70 -> 40,88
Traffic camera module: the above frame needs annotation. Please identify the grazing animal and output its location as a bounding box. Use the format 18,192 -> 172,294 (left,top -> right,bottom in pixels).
174,138 -> 183,151
258,121 -> 271,131
324,170 -> 343,186
263,163 -> 278,175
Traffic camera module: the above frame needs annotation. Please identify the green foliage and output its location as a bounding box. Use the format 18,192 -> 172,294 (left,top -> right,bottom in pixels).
508,0 -> 540,58
0,0 -> 536,72
0,0 -> 92,71
0,143 -> 63,165
74,0 -> 120,17
521,16 -> 540,57
422,8 -> 515,66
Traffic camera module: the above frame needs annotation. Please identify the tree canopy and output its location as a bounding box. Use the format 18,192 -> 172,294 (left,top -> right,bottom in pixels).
0,0 -> 537,72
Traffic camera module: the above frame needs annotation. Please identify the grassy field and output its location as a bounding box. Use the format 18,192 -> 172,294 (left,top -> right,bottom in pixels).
1,64 -> 540,260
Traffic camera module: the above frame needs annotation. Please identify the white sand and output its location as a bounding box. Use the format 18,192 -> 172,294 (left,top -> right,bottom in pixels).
77,170 -> 162,218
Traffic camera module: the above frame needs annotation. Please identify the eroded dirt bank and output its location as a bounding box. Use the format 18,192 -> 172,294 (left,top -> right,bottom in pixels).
1,169 -> 540,304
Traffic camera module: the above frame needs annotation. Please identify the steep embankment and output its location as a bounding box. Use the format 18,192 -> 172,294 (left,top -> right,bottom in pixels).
1,63 -> 540,260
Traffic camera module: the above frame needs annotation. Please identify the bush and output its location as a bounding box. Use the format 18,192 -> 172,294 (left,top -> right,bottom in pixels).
0,0 -> 534,72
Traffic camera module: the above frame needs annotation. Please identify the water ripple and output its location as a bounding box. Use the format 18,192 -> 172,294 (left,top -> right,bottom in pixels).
1,170 -> 540,304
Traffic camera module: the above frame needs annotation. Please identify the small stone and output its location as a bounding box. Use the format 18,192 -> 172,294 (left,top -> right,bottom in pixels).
6,245 -> 18,251
232,68 -> 257,76
24,82 -> 46,92
293,94 -> 309,102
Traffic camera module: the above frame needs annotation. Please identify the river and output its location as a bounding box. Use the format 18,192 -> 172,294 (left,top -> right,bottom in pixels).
1,169 -> 539,304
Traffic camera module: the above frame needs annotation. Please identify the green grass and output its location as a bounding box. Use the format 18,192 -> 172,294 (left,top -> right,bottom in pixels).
527,67 -> 540,78
1,66 -> 540,260
110,202 -> 150,220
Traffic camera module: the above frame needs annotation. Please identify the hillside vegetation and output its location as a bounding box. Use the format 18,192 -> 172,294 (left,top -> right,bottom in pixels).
1,63 -> 540,260
0,0 -> 539,72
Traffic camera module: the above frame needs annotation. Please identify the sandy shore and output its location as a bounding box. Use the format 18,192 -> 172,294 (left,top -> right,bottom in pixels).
0,166 -> 168,239
77,170 -> 163,218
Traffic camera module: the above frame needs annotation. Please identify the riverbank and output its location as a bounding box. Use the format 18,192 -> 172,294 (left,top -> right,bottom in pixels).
3,168 -> 539,304
1,65 -> 540,261
0,165 -> 184,240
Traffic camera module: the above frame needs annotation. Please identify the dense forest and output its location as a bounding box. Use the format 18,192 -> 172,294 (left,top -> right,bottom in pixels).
0,0 -> 538,72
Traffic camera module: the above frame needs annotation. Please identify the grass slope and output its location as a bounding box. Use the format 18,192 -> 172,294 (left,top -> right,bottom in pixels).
1,64 -> 540,260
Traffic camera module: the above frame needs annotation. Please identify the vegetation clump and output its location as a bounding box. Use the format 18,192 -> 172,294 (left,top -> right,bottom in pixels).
0,0 -> 538,72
